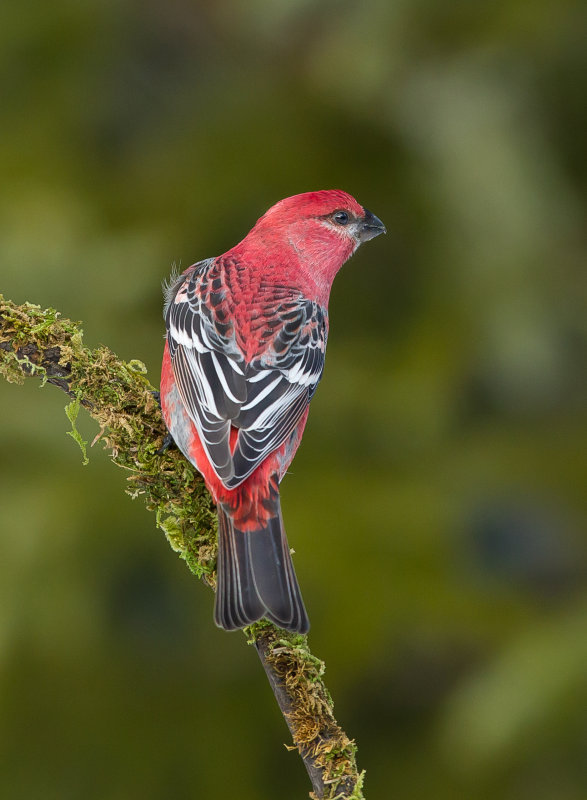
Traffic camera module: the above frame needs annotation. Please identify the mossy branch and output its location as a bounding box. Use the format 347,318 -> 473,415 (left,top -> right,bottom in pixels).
0,295 -> 365,800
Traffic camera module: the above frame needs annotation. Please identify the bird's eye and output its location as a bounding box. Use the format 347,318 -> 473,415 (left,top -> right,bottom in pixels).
332,211 -> 350,225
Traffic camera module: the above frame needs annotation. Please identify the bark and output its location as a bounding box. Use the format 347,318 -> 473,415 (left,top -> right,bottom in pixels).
0,295 -> 365,800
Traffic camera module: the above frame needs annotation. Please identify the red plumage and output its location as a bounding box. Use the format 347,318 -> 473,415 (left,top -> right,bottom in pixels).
160,190 -> 385,632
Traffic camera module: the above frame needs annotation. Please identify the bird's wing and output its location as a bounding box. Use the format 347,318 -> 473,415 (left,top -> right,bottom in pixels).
165,261 -> 327,488
229,298 -> 327,487
165,259 -> 247,484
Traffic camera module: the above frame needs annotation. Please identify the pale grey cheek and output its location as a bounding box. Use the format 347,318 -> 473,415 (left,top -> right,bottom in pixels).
165,384 -> 200,469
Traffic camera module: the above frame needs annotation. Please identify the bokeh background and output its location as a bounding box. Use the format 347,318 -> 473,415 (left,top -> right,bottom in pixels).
1,2 -> 586,798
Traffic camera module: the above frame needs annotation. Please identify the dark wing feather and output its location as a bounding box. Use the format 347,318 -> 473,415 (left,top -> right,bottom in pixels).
165,260 -> 247,484
224,299 -> 327,487
165,260 -> 327,489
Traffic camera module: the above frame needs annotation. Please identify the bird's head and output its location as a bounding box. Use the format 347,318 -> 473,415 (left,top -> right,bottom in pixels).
235,190 -> 385,301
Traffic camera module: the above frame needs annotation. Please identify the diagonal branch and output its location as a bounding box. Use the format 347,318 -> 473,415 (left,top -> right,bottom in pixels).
0,295 -> 365,800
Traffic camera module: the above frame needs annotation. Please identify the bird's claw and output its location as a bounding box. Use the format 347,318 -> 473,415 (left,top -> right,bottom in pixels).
156,431 -> 175,455
151,390 -> 176,453
151,389 -> 162,409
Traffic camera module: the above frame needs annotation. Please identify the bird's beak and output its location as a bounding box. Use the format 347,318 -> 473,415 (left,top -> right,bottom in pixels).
358,209 -> 386,242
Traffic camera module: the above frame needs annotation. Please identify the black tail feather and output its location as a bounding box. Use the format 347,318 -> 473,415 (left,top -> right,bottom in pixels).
214,504 -> 310,634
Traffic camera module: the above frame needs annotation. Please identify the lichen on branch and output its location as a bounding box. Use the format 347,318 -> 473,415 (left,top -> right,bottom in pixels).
0,294 -> 365,800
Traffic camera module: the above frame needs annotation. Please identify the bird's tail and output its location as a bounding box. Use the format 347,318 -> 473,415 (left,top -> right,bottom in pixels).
214,498 -> 310,634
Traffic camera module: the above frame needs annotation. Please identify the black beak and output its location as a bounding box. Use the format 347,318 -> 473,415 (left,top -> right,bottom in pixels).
358,208 -> 386,242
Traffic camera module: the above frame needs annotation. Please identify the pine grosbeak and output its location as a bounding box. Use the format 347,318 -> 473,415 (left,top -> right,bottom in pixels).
161,190 -> 385,632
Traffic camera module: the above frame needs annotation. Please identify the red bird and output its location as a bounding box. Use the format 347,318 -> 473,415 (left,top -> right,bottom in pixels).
160,191 -> 385,633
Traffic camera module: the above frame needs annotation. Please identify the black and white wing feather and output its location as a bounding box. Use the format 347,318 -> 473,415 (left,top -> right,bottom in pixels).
230,299 -> 326,486
165,260 -> 327,489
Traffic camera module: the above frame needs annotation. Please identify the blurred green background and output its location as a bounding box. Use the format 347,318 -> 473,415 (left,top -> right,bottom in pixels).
1,1 -> 586,798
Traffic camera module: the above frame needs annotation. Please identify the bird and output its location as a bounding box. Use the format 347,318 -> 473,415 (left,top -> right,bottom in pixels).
160,190 -> 385,633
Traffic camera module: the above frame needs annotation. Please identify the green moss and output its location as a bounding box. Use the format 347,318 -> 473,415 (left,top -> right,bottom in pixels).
1,293 -> 218,583
250,625 -> 365,799
64,392 -> 89,465
0,348 -> 27,385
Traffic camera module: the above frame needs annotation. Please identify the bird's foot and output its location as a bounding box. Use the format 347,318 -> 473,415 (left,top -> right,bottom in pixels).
151,390 -> 176,454
157,431 -> 175,455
